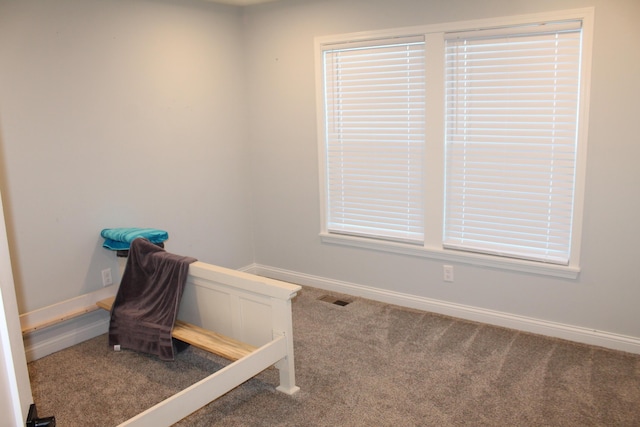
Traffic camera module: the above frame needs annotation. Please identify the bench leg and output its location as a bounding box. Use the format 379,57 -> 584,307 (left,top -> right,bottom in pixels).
274,332 -> 300,395
271,298 -> 300,395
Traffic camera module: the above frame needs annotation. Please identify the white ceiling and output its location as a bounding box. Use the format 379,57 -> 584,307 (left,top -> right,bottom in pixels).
204,0 -> 281,5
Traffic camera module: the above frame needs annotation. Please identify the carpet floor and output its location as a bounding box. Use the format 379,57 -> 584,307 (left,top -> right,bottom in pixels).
28,286 -> 640,426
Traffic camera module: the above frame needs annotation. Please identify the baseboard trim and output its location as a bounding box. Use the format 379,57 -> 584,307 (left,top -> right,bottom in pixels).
246,263 -> 640,354
21,264 -> 639,359
23,314 -> 109,362
21,285 -> 118,361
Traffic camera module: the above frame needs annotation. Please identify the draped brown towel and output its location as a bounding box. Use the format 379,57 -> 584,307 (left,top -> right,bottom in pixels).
108,238 -> 197,361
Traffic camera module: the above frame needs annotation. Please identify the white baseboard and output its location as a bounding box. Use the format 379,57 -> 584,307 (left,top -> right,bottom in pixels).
246,263 -> 640,355
21,264 -> 640,359
23,313 -> 109,362
21,285 -> 117,361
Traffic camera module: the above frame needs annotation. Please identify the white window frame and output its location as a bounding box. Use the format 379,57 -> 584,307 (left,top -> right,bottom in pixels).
314,8 -> 593,279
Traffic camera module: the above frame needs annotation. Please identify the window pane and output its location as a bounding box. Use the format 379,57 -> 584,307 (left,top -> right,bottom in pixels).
443,27 -> 582,264
323,39 -> 426,243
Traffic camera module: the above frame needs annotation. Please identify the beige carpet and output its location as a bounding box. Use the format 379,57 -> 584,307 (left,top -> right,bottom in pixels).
28,286 -> 640,426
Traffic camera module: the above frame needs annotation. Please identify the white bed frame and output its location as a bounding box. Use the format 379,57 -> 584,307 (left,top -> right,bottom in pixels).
118,261 -> 301,426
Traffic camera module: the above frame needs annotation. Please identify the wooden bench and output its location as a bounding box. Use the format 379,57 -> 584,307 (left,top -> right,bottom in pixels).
97,296 -> 257,361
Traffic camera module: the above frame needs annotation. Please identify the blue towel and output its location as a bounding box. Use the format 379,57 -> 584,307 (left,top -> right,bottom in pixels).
101,227 -> 169,250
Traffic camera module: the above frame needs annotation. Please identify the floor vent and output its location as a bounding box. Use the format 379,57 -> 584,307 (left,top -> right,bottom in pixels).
318,295 -> 352,306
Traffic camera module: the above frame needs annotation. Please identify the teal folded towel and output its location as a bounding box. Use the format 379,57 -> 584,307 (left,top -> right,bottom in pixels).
101,227 -> 169,250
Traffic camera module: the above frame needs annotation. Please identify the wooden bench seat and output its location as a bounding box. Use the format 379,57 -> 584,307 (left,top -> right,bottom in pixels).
96,297 -> 257,361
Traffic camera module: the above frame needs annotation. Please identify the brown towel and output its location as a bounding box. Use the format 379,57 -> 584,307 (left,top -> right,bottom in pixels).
108,238 -> 197,360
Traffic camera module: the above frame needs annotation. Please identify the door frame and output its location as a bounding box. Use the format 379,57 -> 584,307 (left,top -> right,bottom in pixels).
0,188 -> 33,426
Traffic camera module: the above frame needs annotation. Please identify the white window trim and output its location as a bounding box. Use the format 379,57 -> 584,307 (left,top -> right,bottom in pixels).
315,8 -> 593,280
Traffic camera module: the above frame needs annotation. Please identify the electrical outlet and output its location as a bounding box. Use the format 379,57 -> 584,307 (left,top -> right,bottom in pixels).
443,265 -> 454,282
101,268 -> 113,287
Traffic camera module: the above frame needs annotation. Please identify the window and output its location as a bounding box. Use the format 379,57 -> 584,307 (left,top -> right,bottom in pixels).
322,37 -> 426,243
443,22 -> 583,265
316,9 -> 593,278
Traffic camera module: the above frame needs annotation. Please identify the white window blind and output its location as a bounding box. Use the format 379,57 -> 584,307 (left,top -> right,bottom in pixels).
443,22 -> 583,264
322,37 -> 426,243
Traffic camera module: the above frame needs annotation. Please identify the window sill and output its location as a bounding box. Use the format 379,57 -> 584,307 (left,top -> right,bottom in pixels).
320,232 -> 580,279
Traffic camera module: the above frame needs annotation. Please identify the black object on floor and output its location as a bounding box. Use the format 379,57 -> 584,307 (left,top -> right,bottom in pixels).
26,404 -> 56,427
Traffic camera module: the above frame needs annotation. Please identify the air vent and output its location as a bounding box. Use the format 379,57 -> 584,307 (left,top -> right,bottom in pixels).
318,295 -> 352,306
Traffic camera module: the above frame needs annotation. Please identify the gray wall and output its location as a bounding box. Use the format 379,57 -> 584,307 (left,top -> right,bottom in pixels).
245,0 -> 640,339
0,0 -> 639,343
0,0 -> 254,312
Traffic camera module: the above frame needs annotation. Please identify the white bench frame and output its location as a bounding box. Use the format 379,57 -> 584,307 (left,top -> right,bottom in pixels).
118,261 -> 301,426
